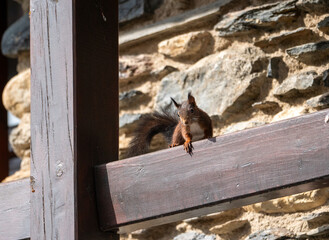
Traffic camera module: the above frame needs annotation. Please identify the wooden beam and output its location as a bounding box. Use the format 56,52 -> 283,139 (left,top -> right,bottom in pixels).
0,179 -> 30,239
96,109 -> 329,233
30,0 -> 118,239
0,0 -> 9,181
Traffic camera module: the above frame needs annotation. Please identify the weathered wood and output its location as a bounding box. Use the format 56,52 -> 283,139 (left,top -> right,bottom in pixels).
0,0 -> 9,181
119,0 -> 232,49
0,179 -> 30,239
30,0 -> 75,238
96,109 -> 329,233
30,0 -> 118,239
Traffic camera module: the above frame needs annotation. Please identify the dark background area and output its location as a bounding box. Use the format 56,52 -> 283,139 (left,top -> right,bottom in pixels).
0,0 -> 23,181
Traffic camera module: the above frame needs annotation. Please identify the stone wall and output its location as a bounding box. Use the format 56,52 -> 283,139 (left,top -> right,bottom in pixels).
118,0 -> 329,239
1,0 -> 329,239
1,0 -> 30,182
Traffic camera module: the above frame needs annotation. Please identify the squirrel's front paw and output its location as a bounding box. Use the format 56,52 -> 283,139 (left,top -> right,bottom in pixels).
169,143 -> 179,148
183,141 -> 194,155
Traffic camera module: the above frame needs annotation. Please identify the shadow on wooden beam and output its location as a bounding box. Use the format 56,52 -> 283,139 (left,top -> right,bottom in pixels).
95,109 -> 329,233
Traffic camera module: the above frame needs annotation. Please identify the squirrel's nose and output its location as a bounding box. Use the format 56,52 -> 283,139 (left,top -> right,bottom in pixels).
184,120 -> 189,125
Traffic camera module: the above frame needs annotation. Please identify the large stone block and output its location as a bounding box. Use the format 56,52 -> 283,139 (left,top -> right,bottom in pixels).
273,71 -> 323,97
215,0 -> 297,37
1,13 -> 30,58
286,41 -> 329,64
155,44 -> 267,118
158,31 -> 213,61
2,68 -> 30,118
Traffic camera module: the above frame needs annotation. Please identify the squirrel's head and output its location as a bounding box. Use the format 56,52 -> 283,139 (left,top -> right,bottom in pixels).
171,92 -> 198,126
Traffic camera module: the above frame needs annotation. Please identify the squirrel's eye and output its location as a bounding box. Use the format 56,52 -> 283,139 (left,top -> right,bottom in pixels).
190,109 -> 194,113
177,113 -> 180,117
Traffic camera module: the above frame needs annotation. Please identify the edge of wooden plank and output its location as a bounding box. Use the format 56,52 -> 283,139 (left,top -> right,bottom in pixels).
0,178 -> 30,239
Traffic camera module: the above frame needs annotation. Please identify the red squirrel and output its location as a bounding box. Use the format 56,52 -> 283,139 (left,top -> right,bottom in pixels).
126,92 -> 213,157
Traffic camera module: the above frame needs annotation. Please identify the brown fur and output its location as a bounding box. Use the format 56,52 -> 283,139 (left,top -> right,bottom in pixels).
170,92 -> 213,155
126,93 -> 213,157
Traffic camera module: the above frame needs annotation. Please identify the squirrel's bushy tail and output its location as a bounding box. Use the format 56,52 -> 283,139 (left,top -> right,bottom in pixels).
125,111 -> 178,158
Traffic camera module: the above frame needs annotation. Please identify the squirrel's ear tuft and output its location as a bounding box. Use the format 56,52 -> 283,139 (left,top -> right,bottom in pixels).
171,97 -> 181,108
188,92 -> 196,105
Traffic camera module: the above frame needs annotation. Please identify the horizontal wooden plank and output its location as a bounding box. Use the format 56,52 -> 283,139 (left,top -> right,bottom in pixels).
95,110 -> 329,233
0,178 -> 30,239
119,0 -> 232,49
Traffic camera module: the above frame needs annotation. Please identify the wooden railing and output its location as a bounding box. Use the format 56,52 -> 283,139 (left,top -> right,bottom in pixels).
0,1 -> 328,239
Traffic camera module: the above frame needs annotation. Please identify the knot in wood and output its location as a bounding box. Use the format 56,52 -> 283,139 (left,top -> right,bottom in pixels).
56,162 -> 64,177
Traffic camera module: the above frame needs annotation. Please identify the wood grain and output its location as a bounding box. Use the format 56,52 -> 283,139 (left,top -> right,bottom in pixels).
96,109 -> 329,233
0,0 -> 9,181
30,0 -> 118,239
30,0 -> 75,238
0,179 -> 30,239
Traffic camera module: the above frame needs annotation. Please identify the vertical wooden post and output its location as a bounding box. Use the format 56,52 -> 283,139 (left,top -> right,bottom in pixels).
74,0 -> 119,238
0,0 -> 9,181
30,0 -> 118,239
